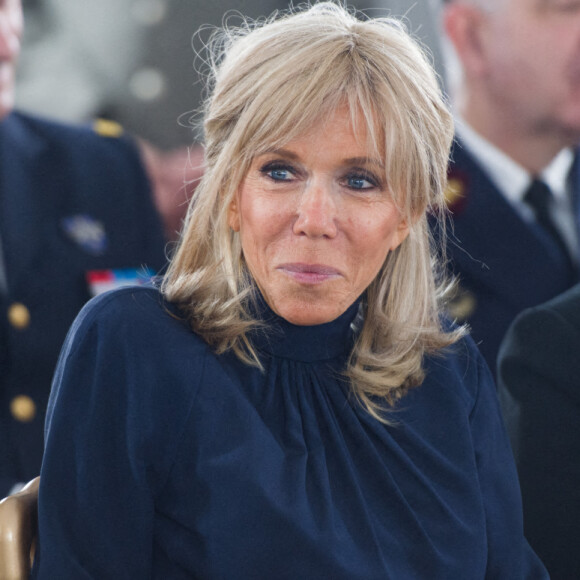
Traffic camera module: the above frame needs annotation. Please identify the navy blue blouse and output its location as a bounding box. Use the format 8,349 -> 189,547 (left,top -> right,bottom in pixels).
33,286 -> 547,578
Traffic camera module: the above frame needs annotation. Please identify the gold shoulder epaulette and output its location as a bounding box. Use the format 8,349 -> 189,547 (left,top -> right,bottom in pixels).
93,118 -> 124,138
444,177 -> 465,207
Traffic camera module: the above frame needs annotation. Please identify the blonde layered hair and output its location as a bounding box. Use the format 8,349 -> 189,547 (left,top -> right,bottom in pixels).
163,1 -> 462,420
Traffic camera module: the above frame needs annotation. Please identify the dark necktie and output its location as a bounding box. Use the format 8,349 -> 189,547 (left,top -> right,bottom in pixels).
524,179 -> 575,268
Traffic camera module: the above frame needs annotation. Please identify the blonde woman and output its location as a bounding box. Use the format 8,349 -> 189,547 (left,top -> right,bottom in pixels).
33,3 -> 546,578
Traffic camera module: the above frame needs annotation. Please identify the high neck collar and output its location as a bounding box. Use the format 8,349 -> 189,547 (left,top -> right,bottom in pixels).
249,295 -> 361,363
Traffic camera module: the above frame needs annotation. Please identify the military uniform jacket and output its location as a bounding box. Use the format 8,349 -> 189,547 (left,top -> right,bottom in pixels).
0,111 -> 167,495
443,138 -> 580,374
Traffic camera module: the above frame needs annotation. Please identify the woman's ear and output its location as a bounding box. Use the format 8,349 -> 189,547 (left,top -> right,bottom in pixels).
228,196 -> 240,232
390,218 -> 411,251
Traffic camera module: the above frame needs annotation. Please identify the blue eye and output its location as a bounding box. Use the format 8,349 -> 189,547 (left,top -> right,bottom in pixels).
270,168 -> 291,181
346,173 -> 378,190
260,162 -> 295,181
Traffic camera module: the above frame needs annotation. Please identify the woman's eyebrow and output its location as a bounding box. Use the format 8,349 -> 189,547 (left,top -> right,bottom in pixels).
260,151 -> 384,169
344,157 -> 384,169
259,148 -> 300,160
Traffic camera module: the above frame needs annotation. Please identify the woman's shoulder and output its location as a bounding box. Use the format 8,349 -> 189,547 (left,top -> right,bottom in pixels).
77,283 -> 169,316
420,332 -> 494,411
49,285 -> 212,435
66,284 -> 208,359
44,286 -> 212,502
75,284 -> 185,331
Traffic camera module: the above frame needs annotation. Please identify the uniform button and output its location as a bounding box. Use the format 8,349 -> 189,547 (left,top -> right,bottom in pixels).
8,303 -> 31,330
10,395 -> 37,423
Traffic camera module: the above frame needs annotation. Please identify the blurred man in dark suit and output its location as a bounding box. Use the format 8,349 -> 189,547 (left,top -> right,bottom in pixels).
440,0 -> 580,375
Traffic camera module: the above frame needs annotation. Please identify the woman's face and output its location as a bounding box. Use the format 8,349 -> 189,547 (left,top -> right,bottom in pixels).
228,106 -> 410,326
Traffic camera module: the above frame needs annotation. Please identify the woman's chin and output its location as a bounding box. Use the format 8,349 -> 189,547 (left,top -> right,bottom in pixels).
271,299 -> 350,326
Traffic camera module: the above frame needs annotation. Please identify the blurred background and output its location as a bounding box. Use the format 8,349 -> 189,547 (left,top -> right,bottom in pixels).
15,0 -> 445,151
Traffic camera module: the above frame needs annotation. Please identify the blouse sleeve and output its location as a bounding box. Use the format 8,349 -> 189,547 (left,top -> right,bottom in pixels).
468,346 -> 548,579
31,288 -> 203,578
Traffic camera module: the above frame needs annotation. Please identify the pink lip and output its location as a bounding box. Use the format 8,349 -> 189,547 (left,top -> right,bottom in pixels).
277,263 -> 341,284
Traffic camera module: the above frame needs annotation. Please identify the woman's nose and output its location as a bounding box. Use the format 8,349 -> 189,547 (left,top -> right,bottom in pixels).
292,180 -> 338,239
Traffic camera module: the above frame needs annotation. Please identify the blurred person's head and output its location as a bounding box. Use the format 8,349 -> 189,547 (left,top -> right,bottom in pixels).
443,0 -> 580,171
0,0 -> 23,120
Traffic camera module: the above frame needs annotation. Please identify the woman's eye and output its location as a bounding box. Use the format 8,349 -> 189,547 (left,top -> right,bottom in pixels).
260,163 -> 295,181
345,173 -> 378,190
270,168 -> 291,180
